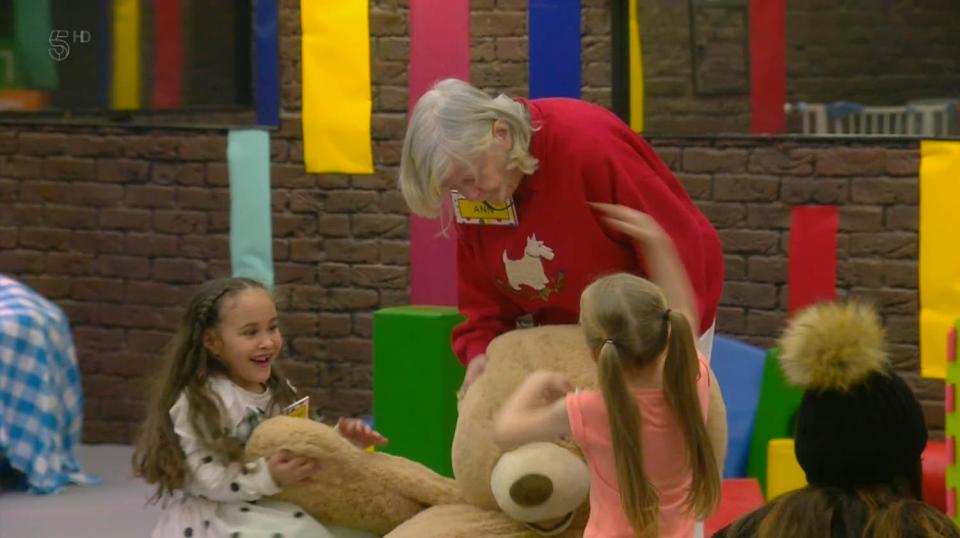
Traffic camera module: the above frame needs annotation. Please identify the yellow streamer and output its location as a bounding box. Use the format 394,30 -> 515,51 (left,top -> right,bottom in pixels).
628,0 -> 644,132
920,140 -> 960,379
301,0 -> 373,174
111,0 -> 140,110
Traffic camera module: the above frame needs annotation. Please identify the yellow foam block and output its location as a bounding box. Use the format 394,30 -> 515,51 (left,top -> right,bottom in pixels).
766,438 -> 807,499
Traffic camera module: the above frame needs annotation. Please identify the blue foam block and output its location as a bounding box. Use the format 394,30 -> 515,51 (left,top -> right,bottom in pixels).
712,335 -> 766,478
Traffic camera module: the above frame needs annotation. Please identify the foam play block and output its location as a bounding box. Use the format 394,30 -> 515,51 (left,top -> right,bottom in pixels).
373,306 -> 465,478
747,349 -> 805,494
923,440 -> 947,513
704,478 -> 765,536
711,335 -> 766,478
766,438 -> 807,499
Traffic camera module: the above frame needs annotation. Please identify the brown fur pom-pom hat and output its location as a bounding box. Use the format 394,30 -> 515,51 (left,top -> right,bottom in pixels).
778,302 -> 928,497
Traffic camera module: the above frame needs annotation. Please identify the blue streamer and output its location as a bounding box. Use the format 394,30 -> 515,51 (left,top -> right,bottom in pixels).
254,0 -> 279,126
528,0 -> 581,99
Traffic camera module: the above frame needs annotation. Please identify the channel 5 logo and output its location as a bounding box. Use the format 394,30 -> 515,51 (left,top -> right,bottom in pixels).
48,30 -> 92,61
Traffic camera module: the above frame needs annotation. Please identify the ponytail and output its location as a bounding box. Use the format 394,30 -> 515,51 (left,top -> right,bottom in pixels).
662,310 -> 721,518
598,342 -> 659,537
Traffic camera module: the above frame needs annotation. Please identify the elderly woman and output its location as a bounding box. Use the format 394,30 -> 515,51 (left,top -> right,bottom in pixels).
399,79 -> 723,391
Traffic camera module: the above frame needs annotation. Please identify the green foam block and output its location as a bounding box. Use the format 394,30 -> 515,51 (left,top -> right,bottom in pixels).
373,306 -> 465,478
747,348 -> 805,496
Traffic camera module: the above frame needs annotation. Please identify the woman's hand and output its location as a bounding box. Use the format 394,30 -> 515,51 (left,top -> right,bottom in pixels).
458,353 -> 489,398
268,449 -> 321,487
336,417 -> 389,448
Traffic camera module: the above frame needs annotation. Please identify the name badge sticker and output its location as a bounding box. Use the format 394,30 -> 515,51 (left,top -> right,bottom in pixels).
451,192 -> 519,226
282,396 -> 310,419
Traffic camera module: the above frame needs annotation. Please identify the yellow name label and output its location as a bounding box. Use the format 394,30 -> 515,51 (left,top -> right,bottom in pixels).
452,193 -> 518,226
283,396 -> 310,419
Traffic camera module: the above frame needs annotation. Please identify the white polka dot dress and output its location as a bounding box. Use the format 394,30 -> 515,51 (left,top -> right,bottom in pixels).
150,376 -> 378,538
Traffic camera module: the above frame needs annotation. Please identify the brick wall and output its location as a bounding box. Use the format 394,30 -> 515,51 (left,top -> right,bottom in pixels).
641,0 -> 752,134
646,138 -> 941,434
0,0 -> 943,443
639,0 -> 960,134
787,0 -> 960,106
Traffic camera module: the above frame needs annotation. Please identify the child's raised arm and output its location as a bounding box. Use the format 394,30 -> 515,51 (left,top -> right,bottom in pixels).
590,202 -> 700,333
494,371 -> 573,450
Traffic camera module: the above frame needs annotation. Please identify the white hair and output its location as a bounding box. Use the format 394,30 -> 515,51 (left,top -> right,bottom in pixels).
398,79 -> 539,217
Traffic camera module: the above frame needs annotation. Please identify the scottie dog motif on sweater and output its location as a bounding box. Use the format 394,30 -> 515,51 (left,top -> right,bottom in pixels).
502,234 -> 554,291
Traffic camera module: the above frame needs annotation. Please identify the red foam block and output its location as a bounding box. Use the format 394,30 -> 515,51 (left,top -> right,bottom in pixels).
948,384 -> 956,414
705,478 -> 765,536
949,488 -> 956,518
923,440 -> 947,513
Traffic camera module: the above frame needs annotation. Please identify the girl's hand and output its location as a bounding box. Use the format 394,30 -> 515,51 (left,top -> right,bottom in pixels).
494,371 -> 574,449
589,202 -> 669,247
337,417 -> 389,448
525,371 -> 574,403
267,449 -> 320,487
590,202 -> 700,331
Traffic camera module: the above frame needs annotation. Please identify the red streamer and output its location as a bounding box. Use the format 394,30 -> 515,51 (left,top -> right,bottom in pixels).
152,0 -> 183,109
788,206 -> 838,315
750,0 -> 786,134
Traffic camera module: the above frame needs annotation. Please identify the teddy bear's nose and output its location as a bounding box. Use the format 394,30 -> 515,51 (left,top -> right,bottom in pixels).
509,473 -> 554,506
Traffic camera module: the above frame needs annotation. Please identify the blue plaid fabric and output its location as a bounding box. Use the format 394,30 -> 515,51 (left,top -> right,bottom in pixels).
0,275 -> 98,493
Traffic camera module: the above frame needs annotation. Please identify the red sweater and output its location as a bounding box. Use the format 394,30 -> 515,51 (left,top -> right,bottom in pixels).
452,98 -> 724,365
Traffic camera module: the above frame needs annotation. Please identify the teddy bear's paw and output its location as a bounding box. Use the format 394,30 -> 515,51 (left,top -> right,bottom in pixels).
490,442 -> 589,536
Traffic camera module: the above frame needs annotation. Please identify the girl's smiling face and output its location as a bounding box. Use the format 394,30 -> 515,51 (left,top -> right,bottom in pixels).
204,288 -> 281,393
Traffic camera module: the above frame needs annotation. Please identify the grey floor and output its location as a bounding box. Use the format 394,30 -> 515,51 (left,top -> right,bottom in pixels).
0,444 -> 161,538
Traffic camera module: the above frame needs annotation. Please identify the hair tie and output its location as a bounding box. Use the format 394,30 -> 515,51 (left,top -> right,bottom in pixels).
663,308 -> 672,321
603,338 -> 616,347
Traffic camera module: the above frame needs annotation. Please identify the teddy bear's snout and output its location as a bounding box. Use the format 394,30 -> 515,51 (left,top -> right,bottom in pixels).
490,442 -> 590,535
509,473 -> 554,507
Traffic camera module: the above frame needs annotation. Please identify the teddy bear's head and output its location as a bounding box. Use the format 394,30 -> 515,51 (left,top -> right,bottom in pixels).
451,325 -> 597,535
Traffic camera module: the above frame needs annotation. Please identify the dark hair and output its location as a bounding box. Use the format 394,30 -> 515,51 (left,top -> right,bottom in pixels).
722,485 -> 959,538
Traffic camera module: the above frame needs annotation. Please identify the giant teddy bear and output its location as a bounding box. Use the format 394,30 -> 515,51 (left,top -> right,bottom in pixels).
246,325 -> 597,537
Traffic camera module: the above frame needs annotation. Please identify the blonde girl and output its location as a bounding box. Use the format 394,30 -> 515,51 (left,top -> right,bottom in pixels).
495,207 -> 726,538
